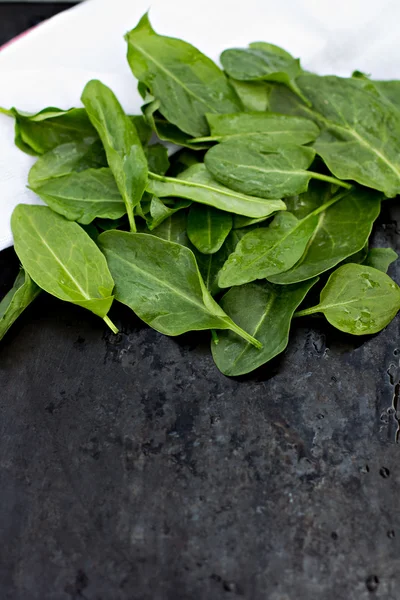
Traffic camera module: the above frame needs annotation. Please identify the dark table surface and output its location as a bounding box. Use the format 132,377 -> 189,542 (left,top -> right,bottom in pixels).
1,5 -> 400,600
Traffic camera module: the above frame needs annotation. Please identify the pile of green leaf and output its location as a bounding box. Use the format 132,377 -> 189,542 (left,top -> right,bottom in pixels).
1,13 -> 400,376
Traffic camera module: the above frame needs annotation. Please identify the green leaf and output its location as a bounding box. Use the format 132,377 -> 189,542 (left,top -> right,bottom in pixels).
194,231 -> 240,296
205,141 -> 350,199
294,74 -> 400,197
364,248 -> 398,273
150,210 -> 190,246
232,214 -> 271,229
147,196 -> 191,230
168,149 -> 203,177
28,139 -> 107,188
141,97 -> 203,149
98,231 -> 262,348
372,81 -> 400,111
267,82 -> 310,119
219,210 -> 320,288
0,269 -> 41,342
351,73 -> 400,112
268,187 -> 381,284
125,13 -> 241,137
31,168 -> 126,225
228,79 -> 270,112
146,164 -> 286,218
80,222 -> 100,241
0,106 -> 97,156
342,243 -> 369,266
193,112 -> 319,147
144,143 -> 170,175
96,216 -> 127,232
295,264 -> 400,335
81,80 -> 148,232
212,278 -> 318,375
187,204 -> 232,254
11,205 -> 117,331
220,42 -> 310,105
131,114 -> 153,145
283,179 -> 330,220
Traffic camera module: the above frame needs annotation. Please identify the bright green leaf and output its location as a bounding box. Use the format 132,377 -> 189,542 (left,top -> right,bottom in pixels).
31,168 -> 126,224
0,269 -> 40,341
364,248 -> 398,273
81,80 -> 148,232
269,187 -> 381,284
205,141 -> 350,199
126,13 -> 241,137
147,164 -> 286,218
11,205 -> 117,331
295,264 -> 400,335
99,231 -> 262,347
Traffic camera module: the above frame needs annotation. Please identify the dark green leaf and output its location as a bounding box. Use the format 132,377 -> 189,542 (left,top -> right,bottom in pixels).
131,114 -> 152,145
81,80 -> 148,232
147,164 -> 286,217
212,278 -> 317,375
269,187 -> 381,284
295,264 -> 400,335
219,210 -> 320,288
80,222 -> 100,241
99,231 -> 262,347
11,205 -> 117,331
147,196 -> 191,230
220,42 -> 309,105
342,243 -> 369,266
193,112 -> 319,147
126,13 -> 241,137
28,139 -> 107,188
283,179 -> 331,219
364,248 -> 398,273
96,216 -> 128,232
351,74 -> 400,111
294,74 -> 400,197
228,79 -> 270,112
150,210 -> 190,245
194,231 -> 240,296
232,214 -> 271,228
371,81 -> 400,111
145,143 -> 170,175
142,96 -> 209,149
31,168 -> 126,224
0,269 -> 40,341
0,106 -> 97,156
187,204 -> 232,254
167,149 -> 203,177
205,141 -> 350,199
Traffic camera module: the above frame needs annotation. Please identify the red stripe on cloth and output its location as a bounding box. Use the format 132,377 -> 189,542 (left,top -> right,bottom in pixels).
0,26 -> 40,52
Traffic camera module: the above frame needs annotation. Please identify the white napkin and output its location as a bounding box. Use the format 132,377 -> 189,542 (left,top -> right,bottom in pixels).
1,0 -> 399,250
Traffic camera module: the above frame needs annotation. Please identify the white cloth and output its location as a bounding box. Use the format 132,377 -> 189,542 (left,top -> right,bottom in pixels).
0,0 -> 399,250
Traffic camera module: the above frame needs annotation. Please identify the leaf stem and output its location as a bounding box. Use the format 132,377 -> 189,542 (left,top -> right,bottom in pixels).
0,107 -> 13,117
309,187 -> 353,218
293,306 -> 320,318
191,136 -> 218,144
211,329 -> 220,345
229,322 -> 263,349
103,315 -> 119,333
126,206 -> 137,233
288,81 -> 312,108
309,171 -> 352,189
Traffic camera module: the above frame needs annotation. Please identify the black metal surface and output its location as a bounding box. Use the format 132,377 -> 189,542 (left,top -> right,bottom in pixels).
1,5 -> 400,600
